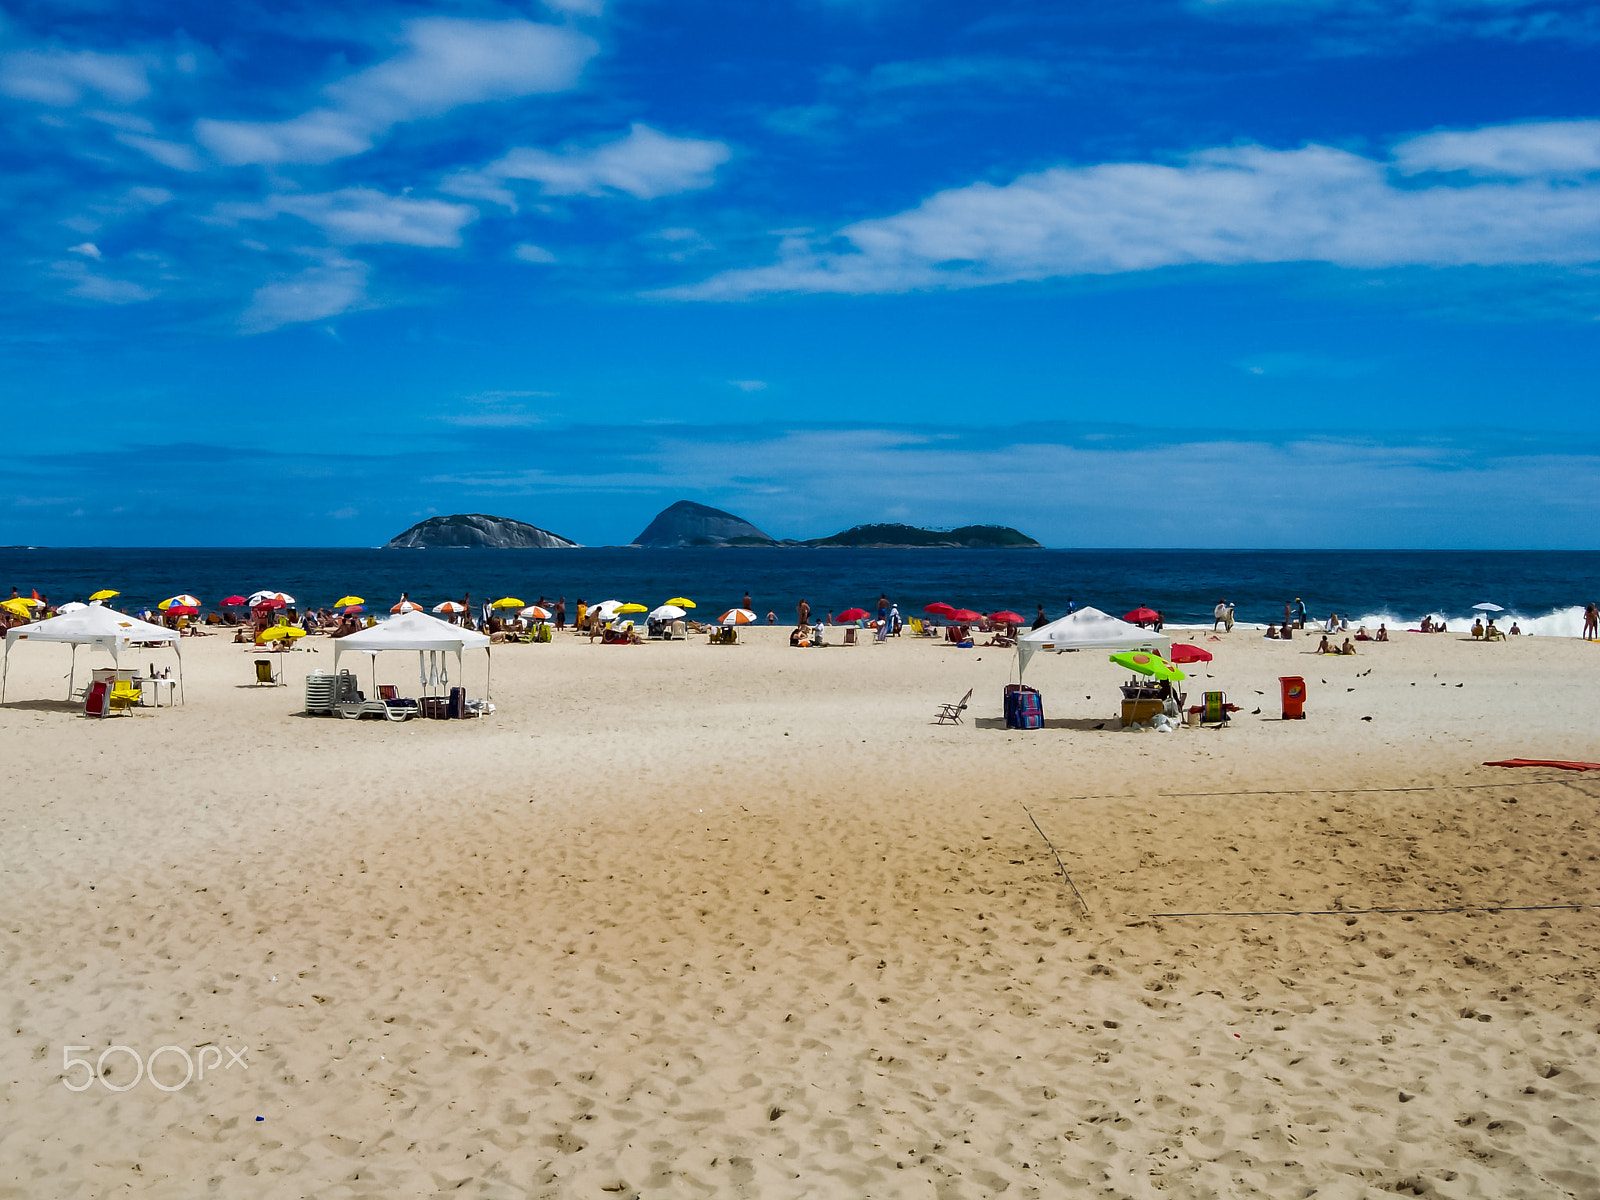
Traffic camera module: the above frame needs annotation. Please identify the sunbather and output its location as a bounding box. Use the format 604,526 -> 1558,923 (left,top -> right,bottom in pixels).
1376,624 -> 1389,641
1340,638 -> 1356,655
1317,635 -> 1333,654
1265,623 -> 1278,638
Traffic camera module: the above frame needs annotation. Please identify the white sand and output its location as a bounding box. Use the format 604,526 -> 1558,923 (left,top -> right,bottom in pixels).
1,624 -> 1596,1197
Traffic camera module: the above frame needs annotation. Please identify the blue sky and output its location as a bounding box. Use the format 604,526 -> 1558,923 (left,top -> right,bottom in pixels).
2,0 -> 1598,547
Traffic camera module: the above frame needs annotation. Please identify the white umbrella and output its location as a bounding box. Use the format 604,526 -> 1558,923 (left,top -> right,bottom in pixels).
592,600 -> 625,621
57,601 -> 87,613
648,604 -> 685,622
249,590 -> 295,607
719,608 -> 757,626
432,601 -> 466,614
1472,602 -> 1504,612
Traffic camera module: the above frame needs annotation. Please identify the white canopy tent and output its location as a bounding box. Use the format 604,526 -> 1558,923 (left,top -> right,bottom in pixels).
3,605 -> 183,703
1016,606 -> 1171,681
333,610 -> 493,700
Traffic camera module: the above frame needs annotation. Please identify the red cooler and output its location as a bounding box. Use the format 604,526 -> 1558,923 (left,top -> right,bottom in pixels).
1279,675 -> 1306,720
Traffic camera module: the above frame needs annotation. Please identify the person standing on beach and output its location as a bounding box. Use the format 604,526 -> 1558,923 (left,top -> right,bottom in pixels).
556,597 -> 566,630
1213,600 -> 1228,631
1032,604 -> 1049,630
1585,602 -> 1598,640
743,590 -> 752,611
575,599 -> 586,630
798,598 -> 811,628
1295,597 -> 1307,628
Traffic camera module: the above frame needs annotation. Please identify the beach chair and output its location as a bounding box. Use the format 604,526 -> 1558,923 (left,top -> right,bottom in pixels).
84,680 -> 111,718
1202,691 -> 1229,724
254,659 -> 279,687
670,619 -> 686,640
108,678 -> 142,712
377,685 -> 419,716
935,688 -> 973,725
874,624 -> 888,644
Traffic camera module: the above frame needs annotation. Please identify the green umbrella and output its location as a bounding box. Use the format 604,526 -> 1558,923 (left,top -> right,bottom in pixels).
1109,650 -> 1186,682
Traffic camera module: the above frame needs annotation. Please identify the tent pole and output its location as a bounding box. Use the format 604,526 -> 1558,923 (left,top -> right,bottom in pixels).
2,641 -> 8,704
68,643 -> 77,700
177,644 -> 185,704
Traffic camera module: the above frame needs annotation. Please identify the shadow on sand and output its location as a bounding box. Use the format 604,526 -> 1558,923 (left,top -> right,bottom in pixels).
1,698 -> 86,714
971,715 -> 1116,732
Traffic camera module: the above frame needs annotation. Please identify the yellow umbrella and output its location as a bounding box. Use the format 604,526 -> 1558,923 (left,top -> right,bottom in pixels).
666,597 -> 696,608
89,589 -> 119,601
334,595 -> 364,608
2,598 -> 34,619
617,602 -> 648,614
258,626 -> 305,642
491,597 -> 524,609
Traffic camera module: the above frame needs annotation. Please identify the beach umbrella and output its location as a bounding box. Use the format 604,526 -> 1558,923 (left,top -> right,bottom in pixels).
258,626 -> 305,643
990,610 -> 1025,625
925,602 -> 956,617
591,600 -> 625,621
335,596 -> 365,608
666,597 -> 696,609
432,601 -> 465,614
1123,607 -> 1160,624
719,608 -> 757,626
1109,650 -> 1185,682
342,604 -> 365,614
220,595 -> 248,606
89,589 -> 120,601
13,596 -> 44,608
520,605 -> 552,620
948,608 -> 984,623
165,605 -> 199,617
249,590 -> 293,608
616,603 -> 648,615
57,601 -> 87,613
490,597 -> 524,609
837,607 -> 869,622
1170,643 -> 1213,664
391,600 -> 421,613
648,604 -> 685,622
1472,602 -> 1504,612
1,598 -> 34,620
158,594 -> 201,611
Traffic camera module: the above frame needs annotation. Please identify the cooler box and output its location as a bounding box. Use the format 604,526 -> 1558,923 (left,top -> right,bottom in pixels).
1004,684 -> 1044,729
1279,675 -> 1306,719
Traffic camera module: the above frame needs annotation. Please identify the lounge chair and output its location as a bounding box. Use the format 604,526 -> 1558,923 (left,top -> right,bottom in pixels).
935,687 -> 973,725
254,659 -> 279,687
108,678 -> 142,711
874,624 -> 888,644
378,684 -> 419,716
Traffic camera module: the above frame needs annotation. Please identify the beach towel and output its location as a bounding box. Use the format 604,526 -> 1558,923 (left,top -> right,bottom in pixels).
1483,758 -> 1600,771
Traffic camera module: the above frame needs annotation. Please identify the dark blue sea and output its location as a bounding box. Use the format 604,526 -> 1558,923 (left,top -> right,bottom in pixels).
2,548 -> 1596,635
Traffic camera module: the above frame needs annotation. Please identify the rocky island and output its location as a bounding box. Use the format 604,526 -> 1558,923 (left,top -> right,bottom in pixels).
806,523 -> 1040,549
385,513 -> 581,549
632,500 -> 779,547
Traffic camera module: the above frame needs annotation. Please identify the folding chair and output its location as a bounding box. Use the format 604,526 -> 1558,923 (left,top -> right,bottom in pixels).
1202,691 -> 1230,725
935,687 -> 973,725
254,659 -> 280,687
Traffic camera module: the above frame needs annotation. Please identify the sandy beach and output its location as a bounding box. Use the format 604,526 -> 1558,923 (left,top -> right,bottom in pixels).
1,624 -> 1596,1198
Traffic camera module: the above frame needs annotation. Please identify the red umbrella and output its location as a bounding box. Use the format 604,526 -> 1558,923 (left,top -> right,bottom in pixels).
166,605 -> 199,617
948,608 -> 984,623
221,595 -> 247,606
1123,607 -> 1160,624
990,610 -> 1025,625
1170,643 -> 1213,664
837,607 -> 869,621
924,602 -> 956,617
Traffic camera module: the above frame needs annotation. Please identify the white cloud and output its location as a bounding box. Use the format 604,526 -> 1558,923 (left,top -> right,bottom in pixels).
67,242 -> 102,259
674,121 -> 1600,298
446,124 -> 730,206
1393,120 -> 1600,176
512,243 -> 557,263
543,0 -> 606,13
0,49 -> 149,107
116,132 -> 204,171
195,19 -> 596,166
241,256 -> 369,333
241,189 -> 479,247
52,259 -> 153,304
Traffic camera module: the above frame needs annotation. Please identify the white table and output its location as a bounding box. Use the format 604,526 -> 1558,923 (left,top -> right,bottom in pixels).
139,678 -> 179,707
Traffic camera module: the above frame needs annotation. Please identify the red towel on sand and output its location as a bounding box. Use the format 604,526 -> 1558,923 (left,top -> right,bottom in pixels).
1484,759 -> 1600,771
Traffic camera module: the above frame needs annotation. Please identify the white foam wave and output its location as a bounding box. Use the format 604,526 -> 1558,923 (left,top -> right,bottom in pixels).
1345,605 -> 1588,638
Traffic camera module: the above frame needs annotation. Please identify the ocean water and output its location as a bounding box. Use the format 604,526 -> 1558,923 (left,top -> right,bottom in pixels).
2,547 -> 1596,635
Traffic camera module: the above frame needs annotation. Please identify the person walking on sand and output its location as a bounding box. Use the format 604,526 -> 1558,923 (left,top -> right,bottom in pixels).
1213,600 -> 1227,632
1585,601 -> 1598,640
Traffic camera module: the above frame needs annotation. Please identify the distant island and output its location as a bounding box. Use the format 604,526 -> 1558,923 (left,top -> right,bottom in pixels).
385,514 -> 581,549
806,523 -> 1040,549
632,500 -> 779,548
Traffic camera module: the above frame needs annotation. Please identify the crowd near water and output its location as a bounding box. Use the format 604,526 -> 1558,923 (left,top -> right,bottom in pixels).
3,546 -> 1597,637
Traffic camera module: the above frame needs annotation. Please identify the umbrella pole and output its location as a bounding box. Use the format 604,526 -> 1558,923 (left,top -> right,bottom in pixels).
67,643 -> 77,701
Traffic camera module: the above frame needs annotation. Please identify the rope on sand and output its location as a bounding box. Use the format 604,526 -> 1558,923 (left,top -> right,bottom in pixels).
1143,902 -> 1596,919
1021,804 -> 1090,918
